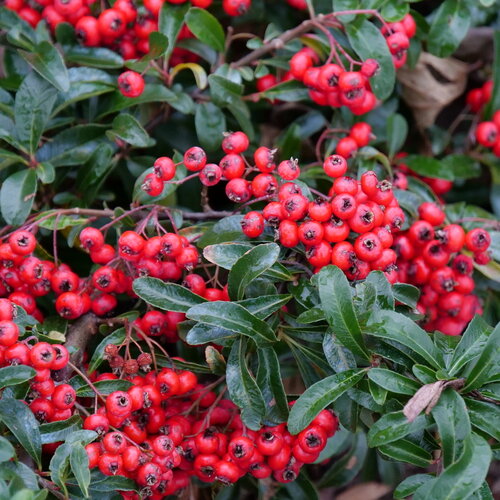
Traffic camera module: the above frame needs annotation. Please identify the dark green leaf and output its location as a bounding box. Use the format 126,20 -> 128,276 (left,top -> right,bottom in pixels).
418,434 -> 491,500
142,32 -> 168,61
296,307 -> 325,324
49,442 -> 71,495
186,301 -> 276,347
40,416 -> 82,445
185,7 -> 225,52
226,337 -> 266,430
0,398 -> 41,468
387,114 -> 408,158
333,0 -> 359,24
75,379 -> 132,398
159,3 -> 190,59
283,473 -> 319,500
133,278 -> 206,313
368,411 -> 428,447
65,46 -> 124,69
365,271 -> 395,310
412,365 -> 437,384
485,31 -> 500,119
70,443 -> 90,498
194,102 -> 226,151
186,323 -> 235,346
322,334 -> 356,373
464,397 -> 500,441
208,74 -> 244,106
0,365 -> 35,388
107,113 -> 154,148
367,310 -> 442,369
441,154 -> 481,180
431,389 -> 471,467
403,155 -> 450,180
228,243 -> 280,300
381,1 -> 409,22
346,19 -> 395,100
392,283 -> 420,309
462,322 -> 500,391
315,265 -> 369,360
368,368 -> 420,395
260,79 -> 309,101
394,474 -> 433,499
238,295 -> 291,320
287,369 -> 366,434
14,71 -> 58,153
19,41 -> 69,91
198,217 -> 245,247
35,161 -> 55,184
428,0 -> 471,58
0,168 -> 37,226
379,439 -> 433,468
88,328 -> 126,374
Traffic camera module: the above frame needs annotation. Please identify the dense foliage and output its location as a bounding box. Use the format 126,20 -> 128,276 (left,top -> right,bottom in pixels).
0,0 -> 499,499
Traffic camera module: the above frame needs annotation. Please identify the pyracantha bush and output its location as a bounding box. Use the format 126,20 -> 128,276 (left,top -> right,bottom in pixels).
0,0 -> 499,499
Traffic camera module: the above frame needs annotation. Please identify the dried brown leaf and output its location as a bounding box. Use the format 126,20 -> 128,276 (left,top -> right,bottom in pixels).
403,380 -> 446,422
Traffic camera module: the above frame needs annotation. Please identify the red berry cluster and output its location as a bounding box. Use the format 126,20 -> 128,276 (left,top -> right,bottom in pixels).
393,202 -> 490,336
466,80 -> 494,113
0,298 -> 72,423
381,14 -> 416,68
475,110 -> 500,157
83,357 -> 338,498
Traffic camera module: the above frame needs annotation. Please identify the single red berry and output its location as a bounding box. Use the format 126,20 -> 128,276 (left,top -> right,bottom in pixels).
118,71 -> 145,98
241,211 -> 265,238
222,132 -> 249,154
184,147 -> 207,172
323,154 -> 348,178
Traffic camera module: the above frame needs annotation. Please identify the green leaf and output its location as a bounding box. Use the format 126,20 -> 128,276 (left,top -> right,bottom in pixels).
186,301 -> 276,347
395,474 -> 433,499
194,102 -> 226,151
283,473 -> 319,500
462,322 -> 500,391
427,0 -> 471,58
367,310 -> 442,369
419,434 -> 491,500
228,243 -> 280,300
133,278 -> 206,313
0,365 -> 35,388
49,442 -> 71,495
14,71 -> 58,153
333,0 -> 359,24
159,3 -> 190,60
322,334 -> 356,373
0,168 -> 37,226
65,46 -> 124,69
387,114 -> 408,158
142,32 -> 168,61
35,161 -> 55,184
40,416 -> 82,445
186,8 -> 225,52
366,271 -> 395,310
107,113 -> 154,148
287,369 -> 366,434
186,323 -> 235,346
368,411 -> 428,447
88,327 -> 126,374
381,1 -> 409,22
226,337 -> 266,430
75,379 -> 132,398
197,216 -> 244,247
19,41 -> 69,92
431,389 -> 471,467
0,437 -> 15,462
238,295 -> 291,320
368,368 -> 420,395
484,31 -> 500,119
403,155 -> 450,179
315,266 -> 369,360
449,315 -> 492,376
70,444 -> 90,498
256,347 -> 289,422
0,398 -> 41,468
346,19 -> 395,100
260,79 -> 309,102
379,439 -> 433,468
208,74 -> 244,106
441,154 -> 481,180
464,397 -> 500,441
392,283 -> 420,309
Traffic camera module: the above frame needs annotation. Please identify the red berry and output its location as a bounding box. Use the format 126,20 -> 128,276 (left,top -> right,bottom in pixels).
118,71 -> 145,98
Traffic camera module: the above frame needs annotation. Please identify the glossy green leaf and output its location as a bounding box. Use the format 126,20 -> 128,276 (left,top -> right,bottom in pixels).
394,474 -> 433,499
449,315 -> 492,376
379,439 -> 433,468
88,327 -> 126,374
0,398 -> 41,468
441,154 -> 481,180
133,278 -> 206,313
322,334 -> 356,373
288,369 -> 366,434
40,416 -> 82,445
316,265 -> 369,360
257,347 -> 289,422
49,442 -> 71,496
198,217 -> 245,247
333,0 -> 359,24
418,434 -> 491,500
159,3 -> 190,59
428,0 -> 471,58
65,46 -> 124,69
107,113 -> 154,148
194,102 -> 226,151
392,283 -> 420,309
387,114 -> 408,158
368,411 -> 428,447
346,18 -> 395,100
186,323 -> 235,346
14,71 -> 57,153
368,310 -> 442,369
462,322 -> 500,391
186,301 -> 276,346
464,397 -> 500,441
0,168 -> 37,226
368,368 -> 420,395
208,74 -> 244,106
75,379 -> 132,398
226,337 -> 266,430
186,7 -> 225,52
228,243 -> 280,300
238,295 -> 291,320
431,389 -> 471,467
366,271 -> 395,310
260,79 -> 309,102
70,443 -> 90,498
0,365 -> 35,388
19,41 -> 69,92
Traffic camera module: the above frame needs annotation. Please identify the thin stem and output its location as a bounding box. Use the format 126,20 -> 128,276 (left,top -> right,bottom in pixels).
68,361 -> 107,404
